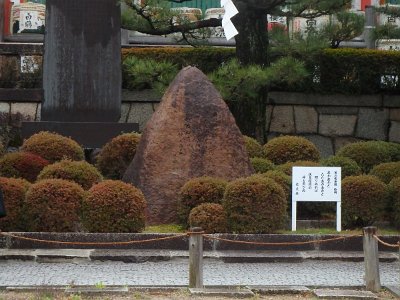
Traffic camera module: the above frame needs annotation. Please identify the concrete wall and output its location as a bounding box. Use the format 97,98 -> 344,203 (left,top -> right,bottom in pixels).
1,90 -> 399,156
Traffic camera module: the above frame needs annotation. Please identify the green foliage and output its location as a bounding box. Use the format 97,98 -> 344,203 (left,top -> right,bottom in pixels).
250,157 -> 275,173
96,132 -> 141,180
122,56 -> 179,94
37,160 -> 103,190
276,160 -> 320,176
122,47 -> 235,74
259,170 -> 291,200
24,179 -> 86,232
336,141 -> 396,173
243,136 -> 264,158
178,176 -> 227,227
21,132 -> 84,163
0,177 -> 30,231
373,23 -> 400,40
223,176 -> 287,234
342,175 -> 388,228
0,152 -> 49,182
189,203 -> 227,233
320,155 -> 362,178
369,162 -> 400,184
264,136 -> 320,165
82,180 -> 146,233
388,177 -> 400,228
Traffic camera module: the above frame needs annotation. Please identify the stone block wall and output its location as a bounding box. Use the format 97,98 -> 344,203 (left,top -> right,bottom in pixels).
0,90 -> 399,156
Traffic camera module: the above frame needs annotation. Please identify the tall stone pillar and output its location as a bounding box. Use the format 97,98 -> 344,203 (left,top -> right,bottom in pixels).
42,0 -> 121,122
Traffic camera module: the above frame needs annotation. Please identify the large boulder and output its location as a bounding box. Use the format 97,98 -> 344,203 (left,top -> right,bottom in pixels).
123,66 -> 254,224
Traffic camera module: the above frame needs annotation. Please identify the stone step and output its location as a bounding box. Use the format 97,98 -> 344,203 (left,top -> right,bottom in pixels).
314,289 -> 378,299
189,288 -> 255,298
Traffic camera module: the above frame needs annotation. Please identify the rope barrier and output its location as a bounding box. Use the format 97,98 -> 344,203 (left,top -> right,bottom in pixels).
373,235 -> 400,249
0,231 -> 188,246
203,234 -> 363,246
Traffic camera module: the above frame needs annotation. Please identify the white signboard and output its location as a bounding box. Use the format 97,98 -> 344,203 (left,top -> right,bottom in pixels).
292,167 -> 341,231
20,11 -> 40,32
221,0 -> 238,40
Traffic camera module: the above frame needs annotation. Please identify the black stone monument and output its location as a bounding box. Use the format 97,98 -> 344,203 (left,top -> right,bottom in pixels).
22,0 -> 138,147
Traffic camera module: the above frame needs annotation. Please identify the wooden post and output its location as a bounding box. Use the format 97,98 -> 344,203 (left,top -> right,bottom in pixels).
0,0 -> 4,42
363,226 -> 381,292
189,227 -> 203,288
364,6 -> 376,49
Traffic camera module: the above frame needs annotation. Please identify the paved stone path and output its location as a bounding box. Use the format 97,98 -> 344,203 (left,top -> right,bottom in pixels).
0,258 -> 398,287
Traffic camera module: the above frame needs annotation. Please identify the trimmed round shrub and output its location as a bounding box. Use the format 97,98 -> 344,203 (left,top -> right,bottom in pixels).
24,179 -> 86,232
243,136 -> 264,158
21,132 -> 84,163
188,203 -> 227,233
369,162 -> 400,184
342,175 -> 388,228
82,180 -> 146,233
259,170 -> 291,200
320,155 -> 362,178
178,177 -> 227,226
250,157 -> 275,173
0,177 -> 30,231
276,160 -> 320,176
223,176 -> 287,233
96,133 -> 141,179
264,136 -> 320,165
336,141 -> 394,173
389,177 -> 400,228
388,142 -> 400,161
0,152 -> 49,182
37,160 -> 103,190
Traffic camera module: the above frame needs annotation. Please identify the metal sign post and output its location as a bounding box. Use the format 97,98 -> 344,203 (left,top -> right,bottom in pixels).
292,167 -> 341,232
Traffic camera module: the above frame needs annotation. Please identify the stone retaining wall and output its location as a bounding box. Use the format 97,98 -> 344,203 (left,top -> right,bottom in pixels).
0,90 -> 399,156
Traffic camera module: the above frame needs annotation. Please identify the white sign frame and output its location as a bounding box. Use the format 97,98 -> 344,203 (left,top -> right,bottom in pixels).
291,167 -> 341,232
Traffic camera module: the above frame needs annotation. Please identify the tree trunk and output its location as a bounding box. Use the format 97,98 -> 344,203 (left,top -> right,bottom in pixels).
232,1 -> 269,66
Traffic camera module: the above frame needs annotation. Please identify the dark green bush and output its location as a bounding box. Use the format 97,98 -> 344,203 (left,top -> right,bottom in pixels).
389,177 -> 400,228
21,132 -> 84,163
189,203 -> 227,233
0,177 -> 30,231
259,170 -> 291,200
336,141 -> 395,173
96,133 -> 141,180
342,175 -> 388,228
24,179 -> 86,232
276,160 -> 320,176
243,136 -> 264,158
223,176 -> 287,233
178,176 -> 227,226
0,152 -> 49,182
264,136 -> 320,165
320,155 -> 362,178
122,47 -> 235,74
250,157 -> 275,173
82,180 -> 146,233
37,160 -> 103,190
369,162 -> 400,184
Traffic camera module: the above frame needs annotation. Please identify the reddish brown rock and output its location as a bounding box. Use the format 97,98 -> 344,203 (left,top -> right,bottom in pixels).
123,66 -> 254,224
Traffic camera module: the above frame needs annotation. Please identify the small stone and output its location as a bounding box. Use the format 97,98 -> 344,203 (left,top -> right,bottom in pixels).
269,106 -> 295,133
356,108 -> 389,140
294,106 -> 318,133
319,115 -> 357,136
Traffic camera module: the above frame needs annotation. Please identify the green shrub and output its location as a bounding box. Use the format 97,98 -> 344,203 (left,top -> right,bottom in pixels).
82,180 -> 146,233
336,141 -> 395,173
369,162 -> 400,184
0,152 -> 49,182
21,132 -> 84,163
243,136 -> 264,158
122,47 -> 235,74
122,57 -> 179,94
37,160 -> 103,190
178,177 -> 227,227
250,157 -> 275,173
320,155 -> 362,178
24,179 -> 86,232
387,142 -> 400,161
342,175 -> 388,228
264,136 -> 320,165
189,203 -> 227,233
0,177 -> 30,231
96,133 -> 141,180
389,177 -> 400,228
276,160 -> 320,176
223,176 -> 287,233
259,170 -> 291,200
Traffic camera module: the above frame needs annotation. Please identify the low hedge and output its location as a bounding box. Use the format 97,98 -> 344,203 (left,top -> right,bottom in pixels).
0,152 -> 49,182
369,162 -> 400,184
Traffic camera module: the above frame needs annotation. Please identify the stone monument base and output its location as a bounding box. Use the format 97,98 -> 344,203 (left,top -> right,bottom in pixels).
22,121 -> 139,148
